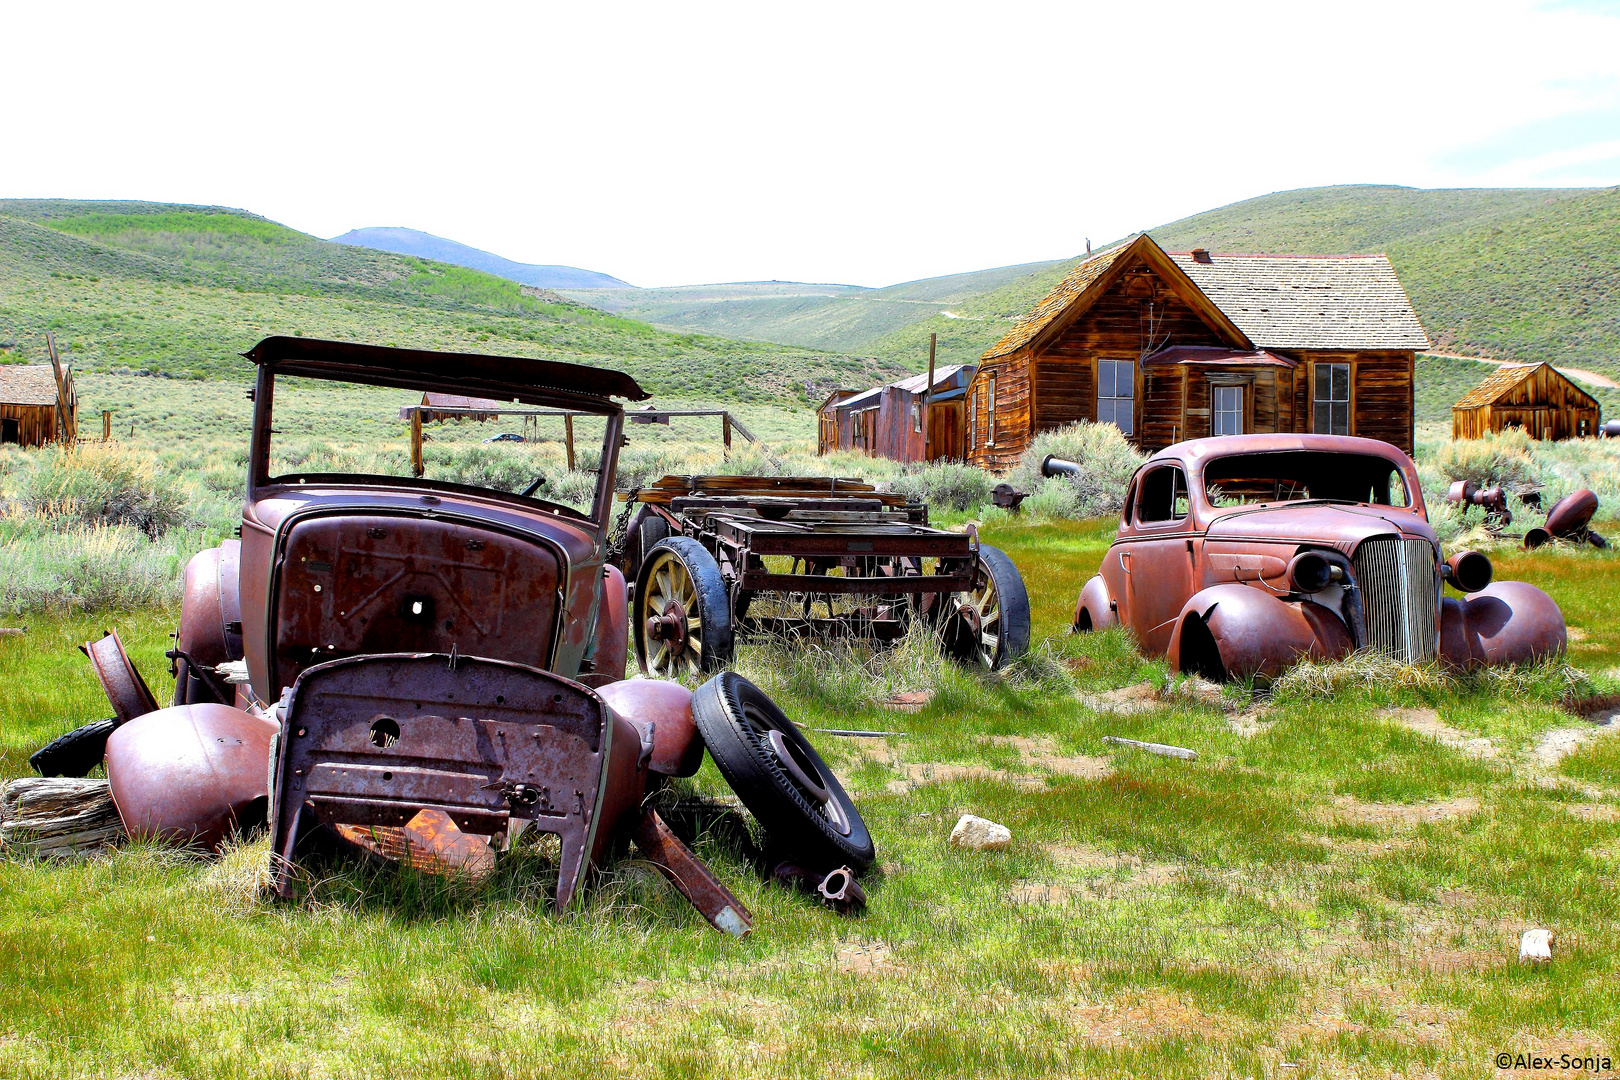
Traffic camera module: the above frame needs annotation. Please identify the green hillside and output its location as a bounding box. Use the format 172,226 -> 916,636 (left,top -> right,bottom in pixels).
0,201 -> 903,404
571,185 -> 1620,381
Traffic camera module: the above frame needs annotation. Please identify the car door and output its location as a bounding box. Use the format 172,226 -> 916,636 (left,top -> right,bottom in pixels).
1120,464 -> 1196,656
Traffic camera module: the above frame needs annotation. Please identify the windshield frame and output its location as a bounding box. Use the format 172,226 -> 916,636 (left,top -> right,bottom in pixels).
1192,448 -> 1426,519
247,365 -> 625,529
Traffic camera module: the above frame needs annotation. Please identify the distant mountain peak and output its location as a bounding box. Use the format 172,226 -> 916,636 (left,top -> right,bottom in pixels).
329,227 -> 633,290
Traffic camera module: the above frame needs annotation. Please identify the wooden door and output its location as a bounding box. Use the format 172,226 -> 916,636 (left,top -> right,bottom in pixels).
927,401 -> 963,461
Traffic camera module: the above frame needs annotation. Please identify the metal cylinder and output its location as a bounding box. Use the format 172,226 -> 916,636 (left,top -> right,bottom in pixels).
1443,550 -> 1493,594
1041,455 -> 1082,478
1287,551 -> 1341,593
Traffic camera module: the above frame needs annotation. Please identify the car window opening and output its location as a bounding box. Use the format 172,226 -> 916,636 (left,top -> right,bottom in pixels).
1203,451 -> 1412,508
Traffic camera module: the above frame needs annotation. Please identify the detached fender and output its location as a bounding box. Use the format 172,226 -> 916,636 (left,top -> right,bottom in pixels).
1441,580 -> 1567,670
596,679 -> 705,778
104,702 -> 277,852
1073,575 -> 1117,632
1168,584 -> 1353,681
175,540 -> 244,705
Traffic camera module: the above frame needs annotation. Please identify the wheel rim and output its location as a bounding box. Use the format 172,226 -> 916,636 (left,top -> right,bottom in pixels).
741,700 -> 852,836
947,561 -> 1004,669
641,551 -> 705,678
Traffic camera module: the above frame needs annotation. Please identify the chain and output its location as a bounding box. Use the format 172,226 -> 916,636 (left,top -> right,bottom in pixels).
605,497 -> 637,564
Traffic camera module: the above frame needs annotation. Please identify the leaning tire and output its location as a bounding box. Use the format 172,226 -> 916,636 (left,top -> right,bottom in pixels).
29,718 -> 118,778
634,536 -> 734,677
691,672 -> 874,873
940,544 -> 1031,670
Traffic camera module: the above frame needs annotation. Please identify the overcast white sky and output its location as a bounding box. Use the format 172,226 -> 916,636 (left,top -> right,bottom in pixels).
6,1 -> 1619,288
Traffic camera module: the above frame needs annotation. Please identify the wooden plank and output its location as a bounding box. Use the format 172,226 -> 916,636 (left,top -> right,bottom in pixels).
410,408 -> 424,477
564,413 -> 576,471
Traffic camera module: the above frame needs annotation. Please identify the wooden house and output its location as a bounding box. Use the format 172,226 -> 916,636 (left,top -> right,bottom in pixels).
1452,363 -> 1600,441
964,234 -> 1430,470
0,364 -> 75,447
817,365 -> 975,462
398,392 -> 506,423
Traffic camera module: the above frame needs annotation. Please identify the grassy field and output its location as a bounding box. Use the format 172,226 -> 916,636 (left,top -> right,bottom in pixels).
0,201 -> 905,404
1,519 -> 1618,1078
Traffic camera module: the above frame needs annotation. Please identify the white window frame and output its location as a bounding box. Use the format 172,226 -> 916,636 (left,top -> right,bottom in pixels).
1213,385 -> 1245,436
1313,362 -> 1351,436
1096,358 -> 1135,436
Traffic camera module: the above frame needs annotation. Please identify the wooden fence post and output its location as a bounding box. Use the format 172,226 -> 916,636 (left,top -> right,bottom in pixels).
923,332 -> 936,462
564,414 -> 576,471
722,413 -> 732,460
102,410 -> 111,441
410,408 -> 424,477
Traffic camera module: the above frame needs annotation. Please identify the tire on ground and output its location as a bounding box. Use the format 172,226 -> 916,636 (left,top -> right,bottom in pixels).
690,671 -> 874,872
29,718 -> 118,778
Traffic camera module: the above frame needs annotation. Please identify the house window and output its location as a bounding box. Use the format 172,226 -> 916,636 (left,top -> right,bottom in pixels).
968,390 -> 977,449
912,400 -> 922,434
1313,362 -> 1350,435
1097,359 -> 1135,435
987,376 -> 998,446
1213,385 -> 1245,436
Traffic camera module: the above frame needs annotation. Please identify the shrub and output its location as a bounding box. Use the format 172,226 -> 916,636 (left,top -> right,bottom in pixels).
892,462 -> 994,512
13,445 -> 188,538
0,520 -> 186,613
1007,422 -> 1145,518
1429,429 -> 1539,488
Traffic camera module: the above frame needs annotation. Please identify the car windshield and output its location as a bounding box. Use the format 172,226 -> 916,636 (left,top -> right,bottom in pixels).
263,375 -> 616,520
1203,451 -> 1414,508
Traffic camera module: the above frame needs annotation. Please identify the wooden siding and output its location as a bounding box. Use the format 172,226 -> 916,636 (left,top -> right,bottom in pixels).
1142,366 -> 1183,447
1032,360 -> 1093,428
966,358 -> 1032,472
1452,363 -> 1601,441
0,402 -> 60,448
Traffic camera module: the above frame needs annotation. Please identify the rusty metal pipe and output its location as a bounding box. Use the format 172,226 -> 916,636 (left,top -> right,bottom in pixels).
1041,455 -> 1082,479
1443,550 -> 1493,594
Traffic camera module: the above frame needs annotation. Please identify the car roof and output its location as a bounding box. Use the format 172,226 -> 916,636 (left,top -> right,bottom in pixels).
1149,433 -> 1412,469
244,336 -> 649,408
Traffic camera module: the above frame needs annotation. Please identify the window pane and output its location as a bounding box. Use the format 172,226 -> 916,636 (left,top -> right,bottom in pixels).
1313,402 -> 1330,434
1315,364 -> 1331,401
1331,364 -> 1349,402
1333,402 -> 1349,435
1117,361 -> 1134,400
1097,361 -> 1114,398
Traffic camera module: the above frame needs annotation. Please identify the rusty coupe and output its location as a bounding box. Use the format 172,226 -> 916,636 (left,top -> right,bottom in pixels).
1048,434 -> 1566,680
42,338 -> 874,932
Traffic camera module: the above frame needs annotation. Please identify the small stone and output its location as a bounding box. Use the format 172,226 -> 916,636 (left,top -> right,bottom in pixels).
949,814 -> 1012,850
1519,928 -> 1554,963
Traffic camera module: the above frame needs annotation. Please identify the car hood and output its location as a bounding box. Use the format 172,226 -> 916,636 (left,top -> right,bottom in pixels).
1203,503 -> 1437,555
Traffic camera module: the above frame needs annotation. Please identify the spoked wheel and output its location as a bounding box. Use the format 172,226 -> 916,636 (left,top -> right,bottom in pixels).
633,537 -> 734,678
691,671 -> 874,872
939,544 -> 1031,670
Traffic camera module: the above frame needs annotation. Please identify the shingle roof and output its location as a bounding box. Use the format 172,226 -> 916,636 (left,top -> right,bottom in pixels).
0,365 -> 61,406
1451,363 -> 1569,409
1167,253 -> 1429,350
982,242 -> 1131,360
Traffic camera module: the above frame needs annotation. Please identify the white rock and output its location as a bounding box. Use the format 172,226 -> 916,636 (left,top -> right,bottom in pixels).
950,814 -> 1012,851
1519,928 -> 1554,963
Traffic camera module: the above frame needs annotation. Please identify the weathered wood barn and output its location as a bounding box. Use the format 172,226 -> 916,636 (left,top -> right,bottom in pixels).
0,364 -> 75,447
398,392 -> 505,423
964,234 -> 1430,470
817,365 -> 974,462
1451,362 -> 1600,441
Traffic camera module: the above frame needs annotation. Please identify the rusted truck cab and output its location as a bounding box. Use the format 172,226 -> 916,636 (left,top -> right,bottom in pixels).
1069,434 -> 1566,680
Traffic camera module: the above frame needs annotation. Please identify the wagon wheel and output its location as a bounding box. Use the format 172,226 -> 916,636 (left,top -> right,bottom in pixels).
938,545 -> 1030,670
633,537 -> 734,677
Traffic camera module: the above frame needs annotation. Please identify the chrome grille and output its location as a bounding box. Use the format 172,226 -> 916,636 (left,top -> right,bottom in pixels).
1353,537 -> 1440,663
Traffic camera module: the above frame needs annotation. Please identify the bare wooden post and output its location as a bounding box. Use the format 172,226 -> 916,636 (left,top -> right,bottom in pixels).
564,413 -> 576,471
922,332 -> 936,462
410,407 -> 424,477
722,413 -> 732,461
45,333 -> 72,443
102,410 -> 111,441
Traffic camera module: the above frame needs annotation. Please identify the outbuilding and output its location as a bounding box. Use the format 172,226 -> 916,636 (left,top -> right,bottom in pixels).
0,364 -> 75,447
964,233 -> 1430,470
817,365 -> 974,462
1451,362 -> 1600,441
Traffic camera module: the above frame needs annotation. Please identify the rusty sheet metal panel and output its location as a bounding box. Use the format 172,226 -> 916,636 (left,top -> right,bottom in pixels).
269,653 -> 640,908
334,809 -> 496,880
1353,537 -> 1440,663
82,630 -> 160,723
272,514 -> 562,692
104,703 -> 278,851
1441,582 -> 1567,669
633,808 -> 752,937
596,679 -> 704,777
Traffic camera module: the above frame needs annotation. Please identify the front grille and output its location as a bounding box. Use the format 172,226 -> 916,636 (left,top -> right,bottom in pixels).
1353,537 -> 1440,663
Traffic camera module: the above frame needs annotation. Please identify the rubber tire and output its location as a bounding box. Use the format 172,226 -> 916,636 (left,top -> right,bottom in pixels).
942,544 -> 1032,670
30,718 -> 118,777
633,536 -> 735,676
621,507 -> 672,583
691,672 -> 874,873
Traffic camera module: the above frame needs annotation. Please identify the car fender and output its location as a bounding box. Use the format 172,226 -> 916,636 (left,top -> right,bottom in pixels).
1169,584 -> 1353,681
175,540 -> 244,704
1440,580 -> 1566,670
596,678 -> 704,778
1073,574 -> 1118,632
586,564 -> 629,684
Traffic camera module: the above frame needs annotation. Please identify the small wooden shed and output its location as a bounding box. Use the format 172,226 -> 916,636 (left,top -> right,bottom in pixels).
398,392 -> 506,423
1451,363 -> 1600,441
817,365 -> 974,462
0,365 -> 75,447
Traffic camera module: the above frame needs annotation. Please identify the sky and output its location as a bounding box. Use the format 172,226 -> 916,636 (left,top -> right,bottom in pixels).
5,0 -> 1619,288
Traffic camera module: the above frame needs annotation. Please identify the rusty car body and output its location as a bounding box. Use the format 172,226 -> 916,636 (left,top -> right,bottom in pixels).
1057,434 -> 1567,680
63,337 -> 873,931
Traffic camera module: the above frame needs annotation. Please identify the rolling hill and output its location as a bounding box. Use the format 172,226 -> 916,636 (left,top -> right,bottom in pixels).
564,185 -> 1620,381
0,201 -> 902,405
330,227 -> 631,290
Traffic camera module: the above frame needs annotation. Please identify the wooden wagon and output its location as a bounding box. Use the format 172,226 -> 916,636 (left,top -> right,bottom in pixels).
613,475 -> 1030,676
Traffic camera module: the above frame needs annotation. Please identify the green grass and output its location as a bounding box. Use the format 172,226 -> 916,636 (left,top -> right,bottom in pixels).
2,520 -> 1619,1078
0,200 -> 906,404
